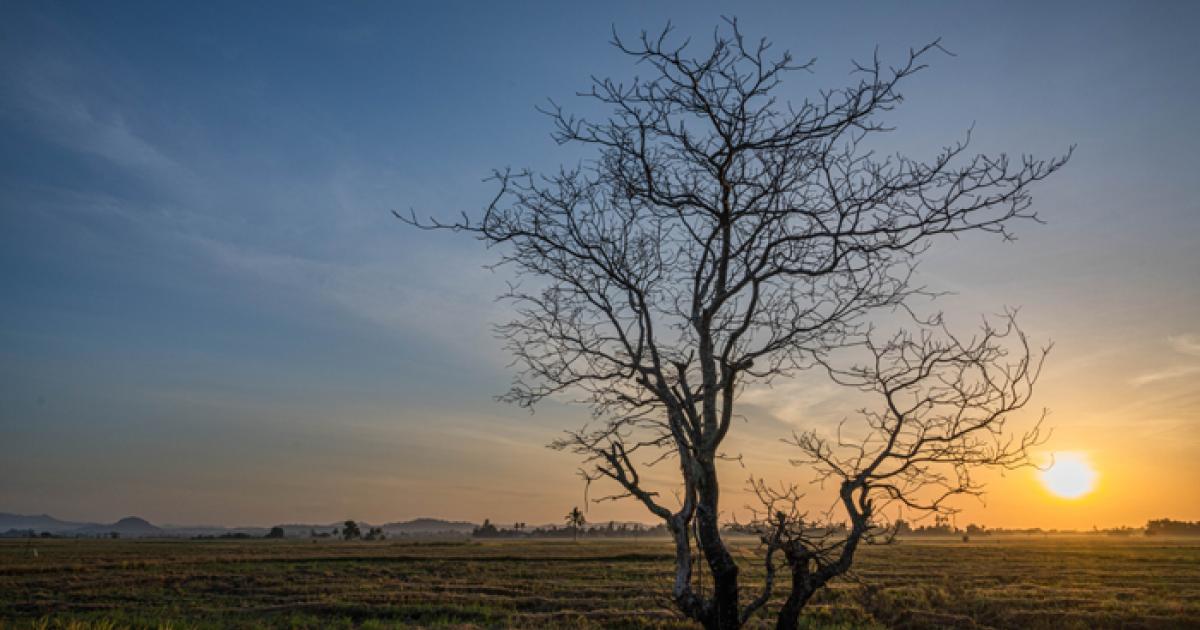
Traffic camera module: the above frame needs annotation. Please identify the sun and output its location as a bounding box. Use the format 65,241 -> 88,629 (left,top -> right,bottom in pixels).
1039,452 -> 1098,499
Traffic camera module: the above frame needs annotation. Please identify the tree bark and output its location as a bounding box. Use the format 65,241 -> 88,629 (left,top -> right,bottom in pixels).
696,462 -> 740,630
775,565 -> 815,630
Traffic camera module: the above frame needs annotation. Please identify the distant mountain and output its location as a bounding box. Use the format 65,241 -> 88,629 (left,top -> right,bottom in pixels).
0,512 -> 93,532
72,516 -> 164,537
112,516 -> 163,535
382,518 -> 476,534
0,513 -> 171,538
1,512 -> 479,538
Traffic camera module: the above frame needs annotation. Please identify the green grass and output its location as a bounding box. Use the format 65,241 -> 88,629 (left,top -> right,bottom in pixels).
1,537 -> 1197,628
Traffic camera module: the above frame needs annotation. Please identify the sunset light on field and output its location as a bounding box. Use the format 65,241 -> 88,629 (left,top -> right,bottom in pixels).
1040,452 -> 1098,499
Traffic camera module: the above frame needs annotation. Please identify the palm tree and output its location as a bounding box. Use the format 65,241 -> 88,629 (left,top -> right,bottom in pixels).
565,507 -> 586,542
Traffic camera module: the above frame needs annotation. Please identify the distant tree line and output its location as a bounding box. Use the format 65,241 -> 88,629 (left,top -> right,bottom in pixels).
9,518 -> 1197,542
471,518 -> 670,539
192,532 -> 255,540
331,520 -> 387,541
888,518 -> 1200,538
1145,519 -> 1200,536
0,530 -> 123,539
190,520 -> 389,541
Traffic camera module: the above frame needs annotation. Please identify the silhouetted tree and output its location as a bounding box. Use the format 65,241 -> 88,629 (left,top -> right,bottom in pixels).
341,520 -> 361,540
565,507 -> 587,542
744,312 -> 1046,626
404,19 -> 1066,629
473,518 -> 500,537
265,526 -> 285,539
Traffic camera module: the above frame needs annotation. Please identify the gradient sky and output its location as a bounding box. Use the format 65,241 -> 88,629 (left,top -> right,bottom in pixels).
2,1 -> 1197,529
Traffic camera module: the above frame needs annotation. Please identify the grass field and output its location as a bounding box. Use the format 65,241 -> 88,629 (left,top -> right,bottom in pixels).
1,537 -> 1197,629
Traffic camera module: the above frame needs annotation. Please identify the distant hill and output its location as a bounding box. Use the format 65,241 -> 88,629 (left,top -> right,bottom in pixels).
0,513 -> 93,533
113,516 -> 163,535
0,512 -> 480,538
382,518 -> 476,535
73,516 -> 164,537
1,513 -> 171,538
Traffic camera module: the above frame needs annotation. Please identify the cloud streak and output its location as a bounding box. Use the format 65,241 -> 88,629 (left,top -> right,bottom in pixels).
1169,333 -> 1200,357
1130,364 -> 1200,387
1130,333 -> 1200,386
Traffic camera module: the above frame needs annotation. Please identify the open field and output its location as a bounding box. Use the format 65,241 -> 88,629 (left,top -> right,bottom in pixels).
1,537 -> 1197,629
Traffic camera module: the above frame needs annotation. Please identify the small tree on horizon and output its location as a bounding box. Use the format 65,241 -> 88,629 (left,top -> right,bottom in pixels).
341,520 -> 361,541
565,507 -> 586,542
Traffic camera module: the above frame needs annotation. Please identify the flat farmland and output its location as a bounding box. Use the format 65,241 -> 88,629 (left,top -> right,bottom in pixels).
1,537 -> 1197,629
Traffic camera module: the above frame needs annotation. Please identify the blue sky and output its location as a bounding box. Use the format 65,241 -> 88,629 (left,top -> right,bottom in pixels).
2,1 -> 1198,527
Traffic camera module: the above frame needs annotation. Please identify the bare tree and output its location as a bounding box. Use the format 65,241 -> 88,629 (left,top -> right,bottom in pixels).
741,310 -> 1047,628
402,19 -> 1068,630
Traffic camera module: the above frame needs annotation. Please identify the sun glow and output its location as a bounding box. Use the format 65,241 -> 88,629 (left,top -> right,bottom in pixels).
1040,452 -> 1098,499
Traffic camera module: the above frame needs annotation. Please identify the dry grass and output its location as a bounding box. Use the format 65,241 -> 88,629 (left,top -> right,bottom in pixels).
1,536 -> 1197,628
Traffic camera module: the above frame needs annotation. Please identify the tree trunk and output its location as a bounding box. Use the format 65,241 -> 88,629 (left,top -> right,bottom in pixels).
696,463 -> 740,630
775,565 -> 814,630
666,513 -> 713,624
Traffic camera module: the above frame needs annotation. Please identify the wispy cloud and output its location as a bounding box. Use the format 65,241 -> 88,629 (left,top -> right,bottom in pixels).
1130,334 -> 1200,386
1169,333 -> 1200,357
4,49 -> 197,190
738,378 -> 850,428
1130,364 -> 1200,387
190,234 -> 507,364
